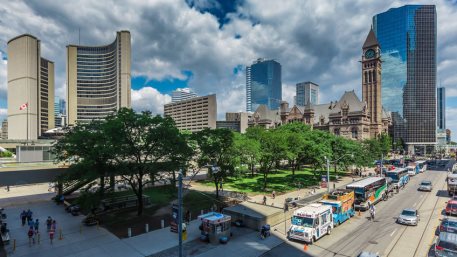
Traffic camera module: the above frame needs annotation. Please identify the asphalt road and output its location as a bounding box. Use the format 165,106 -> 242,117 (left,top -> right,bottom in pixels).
263,167 -> 451,257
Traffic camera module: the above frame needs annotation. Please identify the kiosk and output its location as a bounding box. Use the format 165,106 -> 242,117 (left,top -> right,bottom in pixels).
198,212 -> 231,244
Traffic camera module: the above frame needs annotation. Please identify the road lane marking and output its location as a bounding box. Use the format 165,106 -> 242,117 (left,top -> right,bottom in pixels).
413,202 -> 417,207
390,229 -> 397,237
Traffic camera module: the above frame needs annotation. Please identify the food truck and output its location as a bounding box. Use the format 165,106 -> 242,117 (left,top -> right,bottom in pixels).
198,212 -> 231,244
288,203 -> 333,244
319,189 -> 355,226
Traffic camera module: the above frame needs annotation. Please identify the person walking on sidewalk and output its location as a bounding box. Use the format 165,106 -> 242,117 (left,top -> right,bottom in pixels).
26,209 -> 33,223
263,195 -> 267,205
49,228 -> 55,245
20,210 -> 27,226
46,216 -> 52,232
34,219 -> 39,232
272,191 -> 276,199
27,227 -> 34,246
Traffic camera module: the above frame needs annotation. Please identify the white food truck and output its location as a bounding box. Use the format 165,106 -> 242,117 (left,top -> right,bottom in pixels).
288,203 -> 333,244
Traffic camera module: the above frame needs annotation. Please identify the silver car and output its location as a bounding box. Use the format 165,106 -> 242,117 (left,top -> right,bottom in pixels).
419,180 -> 433,192
397,208 -> 419,226
435,232 -> 457,257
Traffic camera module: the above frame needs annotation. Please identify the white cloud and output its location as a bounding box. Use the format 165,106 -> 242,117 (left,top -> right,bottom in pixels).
131,87 -> 171,115
0,0 -> 456,134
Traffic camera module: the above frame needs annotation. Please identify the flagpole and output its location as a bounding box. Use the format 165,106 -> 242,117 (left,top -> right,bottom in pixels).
26,102 -> 28,145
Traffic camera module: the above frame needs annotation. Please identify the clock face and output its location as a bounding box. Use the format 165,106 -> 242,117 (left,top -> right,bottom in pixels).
365,49 -> 375,59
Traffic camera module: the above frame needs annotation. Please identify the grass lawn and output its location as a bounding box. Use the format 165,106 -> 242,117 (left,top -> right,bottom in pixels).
198,168 -> 348,194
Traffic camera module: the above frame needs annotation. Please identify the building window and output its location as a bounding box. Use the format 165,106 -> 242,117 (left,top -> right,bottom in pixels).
352,127 -> 358,139
369,71 -> 372,83
364,71 -> 368,83
334,128 -> 340,136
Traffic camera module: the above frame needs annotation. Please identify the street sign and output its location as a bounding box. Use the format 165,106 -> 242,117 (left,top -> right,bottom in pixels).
321,175 -> 327,188
170,204 -> 179,233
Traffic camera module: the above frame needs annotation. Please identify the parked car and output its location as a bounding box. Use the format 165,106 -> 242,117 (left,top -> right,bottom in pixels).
435,232 -> 457,256
445,200 -> 457,216
440,217 -> 457,234
418,180 -> 433,192
397,208 -> 419,226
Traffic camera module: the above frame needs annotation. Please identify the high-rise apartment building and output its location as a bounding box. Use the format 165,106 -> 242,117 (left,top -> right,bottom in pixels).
1,120 -> 8,139
296,81 -> 319,106
67,31 -> 131,125
437,87 -> 445,130
373,5 -> 437,153
7,34 -> 54,140
246,58 -> 281,112
164,94 -> 216,132
172,88 -> 198,103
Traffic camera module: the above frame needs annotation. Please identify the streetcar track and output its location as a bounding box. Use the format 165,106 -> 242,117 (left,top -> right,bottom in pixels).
385,171 -> 447,257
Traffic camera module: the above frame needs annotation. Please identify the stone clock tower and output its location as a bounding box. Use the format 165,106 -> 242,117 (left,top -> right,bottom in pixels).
362,28 -> 382,138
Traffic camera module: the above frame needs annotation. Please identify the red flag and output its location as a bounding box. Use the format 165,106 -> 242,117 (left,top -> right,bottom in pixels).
19,102 -> 28,110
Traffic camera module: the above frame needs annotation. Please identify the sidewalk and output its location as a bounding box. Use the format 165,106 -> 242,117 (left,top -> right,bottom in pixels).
123,219 -> 201,256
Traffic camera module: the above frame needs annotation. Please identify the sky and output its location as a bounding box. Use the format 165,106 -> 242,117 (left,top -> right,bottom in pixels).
0,0 -> 456,140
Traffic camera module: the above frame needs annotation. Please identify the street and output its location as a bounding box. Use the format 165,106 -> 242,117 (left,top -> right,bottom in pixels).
264,168 -> 449,257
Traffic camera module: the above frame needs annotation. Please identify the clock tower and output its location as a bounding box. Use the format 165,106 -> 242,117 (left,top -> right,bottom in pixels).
362,28 -> 382,138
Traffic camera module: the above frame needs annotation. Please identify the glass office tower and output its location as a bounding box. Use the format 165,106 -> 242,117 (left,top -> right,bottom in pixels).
246,58 -> 282,112
373,5 -> 437,154
296,81 -> 319,106
437,87 -> 445,130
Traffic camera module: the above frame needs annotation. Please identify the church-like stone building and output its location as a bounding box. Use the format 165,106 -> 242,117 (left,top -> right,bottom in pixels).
248,29 -> 391,140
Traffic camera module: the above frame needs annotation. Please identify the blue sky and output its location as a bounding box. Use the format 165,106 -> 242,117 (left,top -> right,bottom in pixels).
0,0 -> 457,140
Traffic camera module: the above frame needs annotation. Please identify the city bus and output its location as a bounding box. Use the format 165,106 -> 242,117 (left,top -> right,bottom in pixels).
385,168 -> 409,189
346,177 -> 388,211
416,160 -> 427,173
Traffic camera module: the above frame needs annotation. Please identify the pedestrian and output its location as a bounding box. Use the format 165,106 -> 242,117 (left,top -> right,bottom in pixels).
272,191 -> 276,199
185,210 -> 190,224
27,227 -> 34,246
28,218 -> 35,230
34,219 -> 39,232
49,228 -> 55,245
219,181 -> 223,192
6,185 -> 9,192
20,210 -> 27,226
26,209 -> 33,223
46,216 -> 52,232
51,220 -> 57,231
263,195 -> 267,205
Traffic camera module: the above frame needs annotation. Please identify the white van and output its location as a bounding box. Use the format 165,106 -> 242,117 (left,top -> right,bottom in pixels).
288,203 -> 333,244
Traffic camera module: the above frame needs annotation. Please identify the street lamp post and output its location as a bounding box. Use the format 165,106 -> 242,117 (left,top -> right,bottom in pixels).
178,170 -> 183,257
325,153 -> 354,193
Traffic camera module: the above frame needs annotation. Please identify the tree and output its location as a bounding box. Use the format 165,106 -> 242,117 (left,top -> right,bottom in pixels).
233,133 -> 260,177
104,108 -> 192,216
53,121 -> 115,198
330,136 -> 354,177
193,128 -> 237,198
277,123 -> 310,177
302,130 -> 332,182
257,129 -> 287,191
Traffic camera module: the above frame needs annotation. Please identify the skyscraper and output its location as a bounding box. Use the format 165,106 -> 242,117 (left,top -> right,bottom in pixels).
67,31 -> 131,125
437,87 -> 445,130
171,88 -> 198,103
296,81 -> 319,106
373,5 -> 437,153
246,58 -> 281,112
7,34 -> 54,140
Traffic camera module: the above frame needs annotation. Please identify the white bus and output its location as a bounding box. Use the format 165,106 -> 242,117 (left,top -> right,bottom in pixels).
346,177 -> 388,211
416,160 -> 427,173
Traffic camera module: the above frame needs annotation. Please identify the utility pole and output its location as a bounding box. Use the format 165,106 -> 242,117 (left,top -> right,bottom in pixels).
178,170 -> 183,257
381,153 -> 384,176
326,157 -> 330,193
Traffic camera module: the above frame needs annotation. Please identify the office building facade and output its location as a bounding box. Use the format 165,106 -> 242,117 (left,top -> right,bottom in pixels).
373,5 -> 437,153
1,120 -> 7,139
172,88 -> 198,103
67,31 -> 131,125
54,97 -> 66,127
7,34 -> 54,140
216,112 -> 249,133
246,58 -> 282,112
164,94 -> 216,132
296,82 -> 319,106
437,87 -> 445,130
